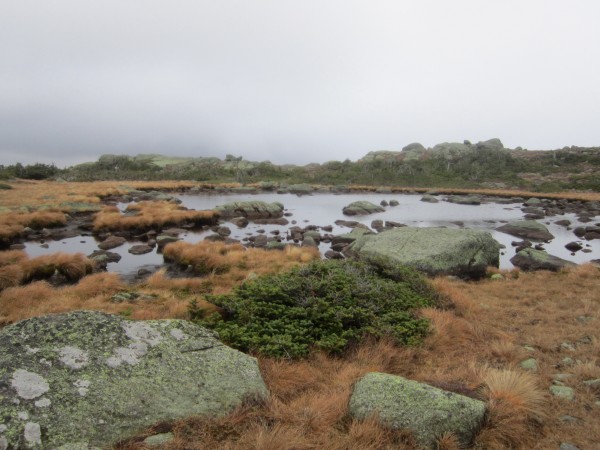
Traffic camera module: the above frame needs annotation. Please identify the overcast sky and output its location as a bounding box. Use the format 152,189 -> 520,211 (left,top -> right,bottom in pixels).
1,1 -> 599,167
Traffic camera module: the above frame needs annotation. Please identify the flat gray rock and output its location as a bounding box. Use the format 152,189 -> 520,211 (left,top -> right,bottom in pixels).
342,201 -> 385,216
214,201 -> 284,219
510,248 -> 576,272
0,311 -> 268,448
496,220 -> 555,241
349,373 -> 486,448
348,227 -> 500,279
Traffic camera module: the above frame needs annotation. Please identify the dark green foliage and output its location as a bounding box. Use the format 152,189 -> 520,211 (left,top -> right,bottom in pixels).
194,260 -> 435,358
0,163 -> 62,180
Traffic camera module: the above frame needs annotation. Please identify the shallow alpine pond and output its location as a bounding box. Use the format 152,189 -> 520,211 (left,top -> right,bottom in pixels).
23,193 -> 600,279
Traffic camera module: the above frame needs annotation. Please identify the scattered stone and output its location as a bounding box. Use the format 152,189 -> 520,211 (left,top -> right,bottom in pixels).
559,444 -> 581,450
128,244 -> 154,255
380,200 -> 388,207
229,217 -> 248,228
324,250 -> 344,259
98,235 -> 127,250
144,433 -> 174,446
349,372 -> 486,448
446,195 -> 481,205
156,235 -> 180,251
302,236 -> 318,248
550,385 -> 575,400
253,235 -> 268,248
519,358 -> 538,372
342,201 -> 385,216
510,248 -> 576,272
389,200 -> 399,206
583,379 -> 600,391
217,226 -> 231,237
555,219 -> 572,227
420,195 -> 439,203
565,241 -> 583,252
496,220 -> 555,241
214,201 -> 284,219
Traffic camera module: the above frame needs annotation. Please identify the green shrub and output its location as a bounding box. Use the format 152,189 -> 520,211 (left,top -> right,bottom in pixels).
194,259 -> 435,358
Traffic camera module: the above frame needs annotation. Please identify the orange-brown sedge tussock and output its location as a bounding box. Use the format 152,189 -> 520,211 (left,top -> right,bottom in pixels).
92,201 -> 215,232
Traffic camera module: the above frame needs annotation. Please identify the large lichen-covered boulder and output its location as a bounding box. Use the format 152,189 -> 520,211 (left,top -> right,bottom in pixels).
348,227 -> 500,278
214,201 -> 284,219
349,373 -> 486,449
342,201 -> 385,216
0,311 -> 268,449
496,220 -> 555,241
510,248 -> 576,272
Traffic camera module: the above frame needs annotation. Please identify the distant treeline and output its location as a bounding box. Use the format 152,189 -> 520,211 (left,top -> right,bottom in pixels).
3,143 -> 600,192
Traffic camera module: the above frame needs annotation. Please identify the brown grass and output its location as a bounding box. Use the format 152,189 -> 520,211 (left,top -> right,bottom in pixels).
93,202 -> 216,232
0,251 -> 95,290
115,264 -> 600,450
0,243 -> 319,325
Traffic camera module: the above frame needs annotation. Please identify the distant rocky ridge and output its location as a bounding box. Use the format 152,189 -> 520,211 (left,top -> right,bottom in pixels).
56,139 -> 600,191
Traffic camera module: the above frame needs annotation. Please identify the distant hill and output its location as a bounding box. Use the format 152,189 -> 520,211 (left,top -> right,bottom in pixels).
4,139 -> 598,192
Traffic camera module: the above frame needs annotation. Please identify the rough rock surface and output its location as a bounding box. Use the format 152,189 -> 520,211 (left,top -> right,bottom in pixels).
349,373 -> 486,448
342,201 -> 385,216
348,227 -> 500,278
97,235 -> 126,250
496,220 -> 555,241
0,311 -> 268,449
214,201 -> 284,219
510,248 -> 576,272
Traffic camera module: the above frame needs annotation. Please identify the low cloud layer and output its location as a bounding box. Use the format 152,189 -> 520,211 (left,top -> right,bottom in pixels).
1,1 -> 599,167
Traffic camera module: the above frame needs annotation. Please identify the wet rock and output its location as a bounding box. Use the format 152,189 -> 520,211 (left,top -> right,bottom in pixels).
98,235 -> 127,250
371,220 -> 384,232
214,201 -> 284,219
342,201 -> 385,216
0,311 -> 268,448
287,184 -> 313,195
565,241 -> 583,252
389,200 -> 399,206
420,195 -> 439,203
253,235 -> 268,248
324,250 -> 344,259
555,219 -> 571,227
334,220 -> 360,228
88,250 -> 121,264
10,244 -> 26,250
156,235 -> 180,251
380,200 -> 388,207
217,226 -> 231,237
302,236 -> 318,248
349,372 -> 486,448
511,248 -> 576,272
128,244 -> 154,255
496,220 -> 555,241
446,195 -> 481,205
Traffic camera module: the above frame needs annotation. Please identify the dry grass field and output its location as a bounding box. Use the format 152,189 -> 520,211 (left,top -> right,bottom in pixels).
112,264 -> 599,450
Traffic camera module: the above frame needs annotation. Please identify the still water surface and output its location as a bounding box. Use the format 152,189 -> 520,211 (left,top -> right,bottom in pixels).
25,193 -> 599,278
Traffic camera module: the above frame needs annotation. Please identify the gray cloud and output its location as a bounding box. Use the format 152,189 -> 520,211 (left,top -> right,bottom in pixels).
1,1 -> 599,167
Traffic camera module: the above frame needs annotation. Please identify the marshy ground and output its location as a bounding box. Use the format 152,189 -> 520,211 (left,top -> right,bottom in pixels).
0,180 -> 599,449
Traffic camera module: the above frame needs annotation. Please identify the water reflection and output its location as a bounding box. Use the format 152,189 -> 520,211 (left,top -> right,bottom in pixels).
23,193 -> 599,277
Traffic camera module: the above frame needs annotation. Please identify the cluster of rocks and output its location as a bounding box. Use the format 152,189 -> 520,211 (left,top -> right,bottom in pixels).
0,311 -> 488,449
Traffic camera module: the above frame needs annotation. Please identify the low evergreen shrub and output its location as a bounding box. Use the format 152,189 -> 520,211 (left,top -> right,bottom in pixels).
192,259 -> 436,358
